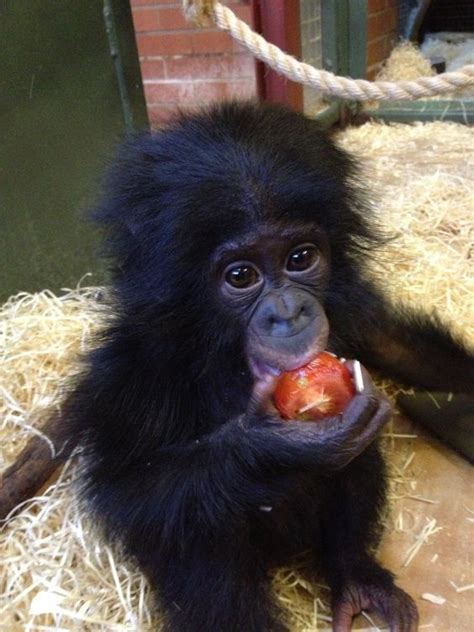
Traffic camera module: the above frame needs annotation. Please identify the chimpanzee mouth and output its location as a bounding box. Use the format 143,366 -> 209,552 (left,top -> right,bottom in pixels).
248,343 -> 325,381
247,316 -> 330,382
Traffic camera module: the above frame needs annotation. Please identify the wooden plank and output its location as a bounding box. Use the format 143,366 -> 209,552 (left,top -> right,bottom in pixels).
351,412 -> 474,631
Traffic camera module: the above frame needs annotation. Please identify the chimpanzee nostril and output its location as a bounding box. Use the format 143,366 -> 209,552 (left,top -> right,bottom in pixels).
256,291 -> 314,337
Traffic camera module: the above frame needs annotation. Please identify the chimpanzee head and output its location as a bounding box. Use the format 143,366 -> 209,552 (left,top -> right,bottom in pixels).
95,101 -> 377,381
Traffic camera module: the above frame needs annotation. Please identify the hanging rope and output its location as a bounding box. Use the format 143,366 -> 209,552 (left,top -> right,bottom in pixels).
183,0 -> 474,101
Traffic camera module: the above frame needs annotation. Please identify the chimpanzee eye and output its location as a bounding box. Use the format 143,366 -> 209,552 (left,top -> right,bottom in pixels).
286,245 -> 319,272
225,264 -> 260,289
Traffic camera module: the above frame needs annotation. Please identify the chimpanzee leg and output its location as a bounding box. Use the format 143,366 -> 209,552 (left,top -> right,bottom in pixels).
318,444 -> 418,632
150,545 -> 288,632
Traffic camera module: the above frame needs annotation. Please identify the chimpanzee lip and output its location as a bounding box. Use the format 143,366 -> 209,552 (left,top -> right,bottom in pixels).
248,345 -> 323,380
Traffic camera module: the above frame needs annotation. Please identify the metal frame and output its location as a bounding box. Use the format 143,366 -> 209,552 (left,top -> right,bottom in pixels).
251,0 -> 368,125
314,0 -> 367,126
365,99 -> 474,124
252,0 -> 304,110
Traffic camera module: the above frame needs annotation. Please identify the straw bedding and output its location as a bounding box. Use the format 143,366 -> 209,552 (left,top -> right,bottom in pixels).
375,39 -> 474,99
1,120 -> 473,630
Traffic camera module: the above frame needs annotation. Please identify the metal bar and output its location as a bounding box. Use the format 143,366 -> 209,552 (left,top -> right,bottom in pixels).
365,100 -> 474,124
348,0 -> 368,79
103,0 -> 134,132
252,0 -> 303,110
321,0 -> 338,75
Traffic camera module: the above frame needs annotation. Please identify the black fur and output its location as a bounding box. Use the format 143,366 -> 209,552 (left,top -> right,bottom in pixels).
64,102 -> 473,631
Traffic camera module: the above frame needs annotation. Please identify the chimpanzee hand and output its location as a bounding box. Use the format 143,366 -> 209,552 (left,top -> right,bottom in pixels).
332,575 -> 419,632
246,361 -> 392,471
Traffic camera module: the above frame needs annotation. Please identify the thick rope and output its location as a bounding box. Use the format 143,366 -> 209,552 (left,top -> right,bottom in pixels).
183,0 -> 474,101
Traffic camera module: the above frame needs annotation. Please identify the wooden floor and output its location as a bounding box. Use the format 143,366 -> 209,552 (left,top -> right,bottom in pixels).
351,413 -> 474,631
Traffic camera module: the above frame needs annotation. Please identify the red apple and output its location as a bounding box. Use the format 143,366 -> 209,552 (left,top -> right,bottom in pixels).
274,352 -> 355,421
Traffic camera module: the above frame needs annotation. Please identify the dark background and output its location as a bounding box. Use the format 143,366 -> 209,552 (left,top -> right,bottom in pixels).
0,0 -> 148,301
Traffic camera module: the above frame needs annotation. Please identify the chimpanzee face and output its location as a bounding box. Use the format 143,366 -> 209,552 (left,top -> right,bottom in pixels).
213,222 -> 330,379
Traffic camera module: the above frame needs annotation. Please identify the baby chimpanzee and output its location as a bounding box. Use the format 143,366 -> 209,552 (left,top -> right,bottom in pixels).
65,102 -> 473,631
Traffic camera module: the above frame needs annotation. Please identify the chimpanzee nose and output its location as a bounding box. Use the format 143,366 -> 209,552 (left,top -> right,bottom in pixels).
257,290 -> 313,337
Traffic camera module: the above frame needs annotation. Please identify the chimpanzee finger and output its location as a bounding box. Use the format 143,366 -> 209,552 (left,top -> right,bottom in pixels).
341,390 -> 380,432
247,375 -> 279,416
331,602 -> 356,632
353,395 -> 392,450
315,394 -> 391,469
279,389 -> 382,445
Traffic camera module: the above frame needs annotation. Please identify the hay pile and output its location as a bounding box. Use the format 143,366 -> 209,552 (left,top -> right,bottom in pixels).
338,121 -> 473,347
376,41 -> 435,83
1,121 -> 473,630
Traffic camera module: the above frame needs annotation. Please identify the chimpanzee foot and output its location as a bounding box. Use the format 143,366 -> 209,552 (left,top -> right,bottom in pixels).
331,580 -> 418,632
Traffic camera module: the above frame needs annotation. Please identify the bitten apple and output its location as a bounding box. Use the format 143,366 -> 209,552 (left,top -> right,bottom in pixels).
274,352 -> 355,421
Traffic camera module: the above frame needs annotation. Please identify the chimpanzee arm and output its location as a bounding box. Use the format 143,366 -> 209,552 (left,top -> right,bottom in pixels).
368,309 -> 473,392
81,367 -> 388,632
328,279 -> 474,393
87,366 -> 389,544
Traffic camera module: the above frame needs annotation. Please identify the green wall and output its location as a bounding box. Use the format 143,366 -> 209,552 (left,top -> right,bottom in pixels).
0,0 -> 148,300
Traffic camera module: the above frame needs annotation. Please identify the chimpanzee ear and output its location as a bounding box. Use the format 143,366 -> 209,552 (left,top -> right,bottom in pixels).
91,133 -> 162,228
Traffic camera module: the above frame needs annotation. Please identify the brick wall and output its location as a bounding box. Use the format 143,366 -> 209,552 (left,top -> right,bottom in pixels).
367,0 -> 400,79
131,1 -> 400,122
130,0 -> 257,126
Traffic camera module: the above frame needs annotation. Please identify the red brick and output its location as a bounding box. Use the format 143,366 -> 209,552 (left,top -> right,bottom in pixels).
144,78 -> 256,108
191,30 -> 239,54
231,3 -> 253,25
368,13 -> 386,41
132,8 -> 152,32
384,7 -> 399,33
367,37 -> 386,66
222,79 -> 256,99
165,53 -> 255,80
368,6 -> 398,38
133,8 -> 161,32
131,0 -> 179,6
133,7 -> 194,32
158,7 -> 196,30
366,32 -> 399,70
132,0 -> 253,23
367,64 -> 382,80
193,79 -> 256,103
148,104 -> 178,127
191,81 -> 228,102
385,32 -> 399,56
136,32 -> 193,56
140,58 -> 166,80
368,0 -> 388,12
144,81 -> 228,106
144,81 -> 195,104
